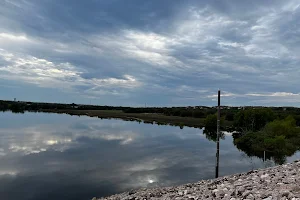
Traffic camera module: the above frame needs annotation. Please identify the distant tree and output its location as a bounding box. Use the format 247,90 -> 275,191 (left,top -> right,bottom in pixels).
234,108 -> 275,132
205,114 -> 217,129
193,110 -> 205,118
204,114 -> 224,129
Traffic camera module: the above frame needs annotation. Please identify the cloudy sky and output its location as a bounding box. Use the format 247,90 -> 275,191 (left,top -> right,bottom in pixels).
0,0 -> 300,106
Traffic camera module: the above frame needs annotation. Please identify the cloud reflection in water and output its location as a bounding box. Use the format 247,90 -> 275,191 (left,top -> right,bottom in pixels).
0,112 -> 299,200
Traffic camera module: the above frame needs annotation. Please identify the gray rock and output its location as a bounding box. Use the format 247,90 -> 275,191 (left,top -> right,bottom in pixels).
247,194 -> 255,200
242,190 -> 251,198
281,190 -> 291,197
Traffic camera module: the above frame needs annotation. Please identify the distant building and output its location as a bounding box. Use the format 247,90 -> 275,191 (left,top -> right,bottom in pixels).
14,98 -> 16,102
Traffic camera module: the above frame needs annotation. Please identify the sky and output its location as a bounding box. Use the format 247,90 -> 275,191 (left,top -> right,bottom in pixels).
0,0 -> 300,107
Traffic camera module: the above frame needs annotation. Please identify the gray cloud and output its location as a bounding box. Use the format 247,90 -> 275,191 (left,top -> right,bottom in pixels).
0,0 -> 300,106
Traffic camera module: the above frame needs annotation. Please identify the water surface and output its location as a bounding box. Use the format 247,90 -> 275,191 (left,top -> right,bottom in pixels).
0,112 -> 299,200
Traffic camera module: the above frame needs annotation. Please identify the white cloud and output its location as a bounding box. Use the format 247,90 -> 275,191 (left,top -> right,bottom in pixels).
91,75 -> 140,89
218,41 -> 243,48
207,92 -> 238,98
124,30 -> 177,52
0,49 -> 141,96
89,30 -> 184,68
9,144 -> 47,155
0,50 -> 82,88
246,92 -> 300,97
0,170 -> 17,176
282,1 -> 300,12
0,32 -> 29,41
45,139 -> 72,145
174,6 -> 248,44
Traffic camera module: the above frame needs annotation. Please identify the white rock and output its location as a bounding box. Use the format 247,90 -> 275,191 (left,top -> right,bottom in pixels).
212,189 -> 218,193
263,196 -> 272,200
261,174 -> 269,179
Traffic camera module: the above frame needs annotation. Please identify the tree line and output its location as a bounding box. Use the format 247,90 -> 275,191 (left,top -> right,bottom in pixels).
1,100 -> 300,125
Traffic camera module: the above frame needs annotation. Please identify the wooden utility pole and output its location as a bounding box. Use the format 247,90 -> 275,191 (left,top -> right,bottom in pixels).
215,90 -> 221,178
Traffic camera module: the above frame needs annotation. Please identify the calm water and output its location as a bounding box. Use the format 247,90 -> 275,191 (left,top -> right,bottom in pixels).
0,112 -> 300,200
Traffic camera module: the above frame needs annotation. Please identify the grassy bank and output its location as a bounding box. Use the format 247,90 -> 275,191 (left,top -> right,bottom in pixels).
41,109 -> 233,129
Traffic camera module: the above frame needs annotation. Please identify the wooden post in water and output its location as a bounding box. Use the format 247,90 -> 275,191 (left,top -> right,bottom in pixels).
215,90 -> 221,178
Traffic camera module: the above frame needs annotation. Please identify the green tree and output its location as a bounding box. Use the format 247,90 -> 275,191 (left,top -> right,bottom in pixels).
264,115 -> 298,138
205,114 -> 217,129
234,108 -> 275,132
234,116 -> 300,164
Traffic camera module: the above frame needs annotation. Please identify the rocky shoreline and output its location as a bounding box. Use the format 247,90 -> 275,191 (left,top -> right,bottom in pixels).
94,160 -> 300,200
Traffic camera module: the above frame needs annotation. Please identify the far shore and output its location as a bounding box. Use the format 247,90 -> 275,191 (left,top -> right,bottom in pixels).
40,109 -> 234,130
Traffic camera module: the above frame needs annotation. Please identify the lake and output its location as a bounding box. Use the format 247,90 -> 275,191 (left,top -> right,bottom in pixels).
0,112 -> 300,200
